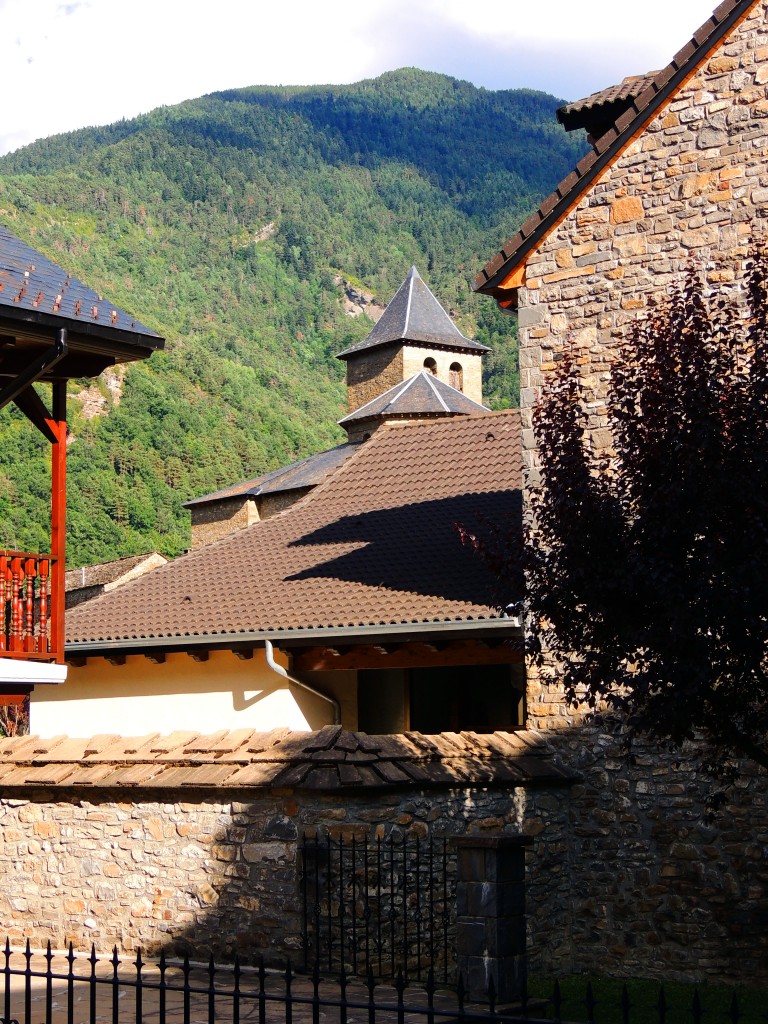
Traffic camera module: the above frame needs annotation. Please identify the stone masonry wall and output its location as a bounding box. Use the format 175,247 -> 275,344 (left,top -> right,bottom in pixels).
189,498 -> 258,550
0,785 -> 564,965
547,726 -> 768,984
505,4 -> 768,986
401,346 -> 484,405
345,345 -> 404,413
516,0 -> 768,731
1,773 -> 764,983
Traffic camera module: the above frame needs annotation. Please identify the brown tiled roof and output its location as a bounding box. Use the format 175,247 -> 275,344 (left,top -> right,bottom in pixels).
67,411 -> 522,648
183,443 -> 360,509
556,71 -> 661,133
474,0 -> 759,299
339,370 -> 488,427
0,727 -> 575,791
558,71 -> 661,120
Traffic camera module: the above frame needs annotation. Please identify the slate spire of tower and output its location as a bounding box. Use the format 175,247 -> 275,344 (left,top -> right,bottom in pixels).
337,267 -> 489,418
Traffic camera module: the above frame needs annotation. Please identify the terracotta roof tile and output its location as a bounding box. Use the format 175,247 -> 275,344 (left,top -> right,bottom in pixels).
557,71 -> 661,126
0,728 -> 575,792
67,412 -> 522,648
475,0 -> 758,296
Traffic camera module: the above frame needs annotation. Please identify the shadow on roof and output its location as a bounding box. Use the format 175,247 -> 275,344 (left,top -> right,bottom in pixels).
286,490 -> 522,610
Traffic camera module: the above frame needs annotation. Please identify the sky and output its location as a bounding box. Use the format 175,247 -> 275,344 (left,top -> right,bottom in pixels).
0,0 -> 717,156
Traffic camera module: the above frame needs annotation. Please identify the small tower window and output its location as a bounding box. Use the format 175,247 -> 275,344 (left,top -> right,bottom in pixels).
423,357 -> 437,375
450,362 -> 463,391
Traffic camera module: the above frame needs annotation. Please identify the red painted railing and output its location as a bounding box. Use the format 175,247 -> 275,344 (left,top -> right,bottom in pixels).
0,551 -> 61,662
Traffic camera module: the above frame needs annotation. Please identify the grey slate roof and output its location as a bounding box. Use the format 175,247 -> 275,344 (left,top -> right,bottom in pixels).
339,370 -> 488,427
0,225 -> 162,347
184,442 -> 360,509
337,266 -> 488,360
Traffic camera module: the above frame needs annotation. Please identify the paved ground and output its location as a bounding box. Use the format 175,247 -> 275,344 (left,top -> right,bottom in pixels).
1,948 -> 487,1024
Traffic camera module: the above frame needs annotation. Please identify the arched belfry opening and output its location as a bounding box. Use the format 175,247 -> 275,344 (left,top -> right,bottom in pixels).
450,362 -> 463,391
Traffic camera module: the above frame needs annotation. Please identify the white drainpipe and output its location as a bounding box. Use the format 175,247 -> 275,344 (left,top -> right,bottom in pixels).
264,639 -> 341,725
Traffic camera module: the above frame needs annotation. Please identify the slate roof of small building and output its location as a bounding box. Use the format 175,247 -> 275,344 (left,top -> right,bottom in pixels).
474,0 -> 759,299
65,553 -> 167,592
339,370 -> 488,427
0,726 -> 575,791
184,443 -> 360,509
67,411 -> 522,648
337,266 -> 489,359
0,224 -> 162,347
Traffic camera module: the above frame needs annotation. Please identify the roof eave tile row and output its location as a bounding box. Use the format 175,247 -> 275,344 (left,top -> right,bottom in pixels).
0,726 -> 576,792
474,0 -> 758,298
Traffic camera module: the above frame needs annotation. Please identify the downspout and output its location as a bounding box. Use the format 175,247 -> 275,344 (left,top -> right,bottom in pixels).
264,639 -> 341,725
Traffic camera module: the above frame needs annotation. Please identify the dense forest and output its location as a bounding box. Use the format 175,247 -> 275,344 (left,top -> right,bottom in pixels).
0,69 -> 586,566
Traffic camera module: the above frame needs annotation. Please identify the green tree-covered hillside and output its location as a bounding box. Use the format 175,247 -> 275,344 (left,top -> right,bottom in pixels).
0,69 -> 585,566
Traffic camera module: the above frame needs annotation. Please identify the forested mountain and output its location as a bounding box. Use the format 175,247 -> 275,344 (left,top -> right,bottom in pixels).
0,69 -> 586,566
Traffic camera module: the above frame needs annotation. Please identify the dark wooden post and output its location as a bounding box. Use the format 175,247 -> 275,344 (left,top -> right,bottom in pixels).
454,835 -> 532,1005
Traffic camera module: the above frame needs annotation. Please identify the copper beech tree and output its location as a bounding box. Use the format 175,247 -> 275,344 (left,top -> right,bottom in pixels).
526,251 -> 768,779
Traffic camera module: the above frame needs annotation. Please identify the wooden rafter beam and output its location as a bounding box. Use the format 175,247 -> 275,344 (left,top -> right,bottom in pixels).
293,638 -> 523,673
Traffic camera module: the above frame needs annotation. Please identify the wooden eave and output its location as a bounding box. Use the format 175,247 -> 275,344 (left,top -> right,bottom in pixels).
293,637 -> 523,673
473,0 -> 760,307
65,618 -> 522,664
0,310 -> 162,362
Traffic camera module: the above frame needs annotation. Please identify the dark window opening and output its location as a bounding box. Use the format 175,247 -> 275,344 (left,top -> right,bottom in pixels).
449,362 -> 463,391
423,357 -> 438,375
358,663 -> 524,734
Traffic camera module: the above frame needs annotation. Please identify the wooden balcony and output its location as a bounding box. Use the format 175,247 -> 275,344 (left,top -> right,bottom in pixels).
0,550 -> 63,664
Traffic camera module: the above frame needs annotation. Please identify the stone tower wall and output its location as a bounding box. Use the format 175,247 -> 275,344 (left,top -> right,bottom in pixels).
402,346 -> 484,404
345,345 -> 404,413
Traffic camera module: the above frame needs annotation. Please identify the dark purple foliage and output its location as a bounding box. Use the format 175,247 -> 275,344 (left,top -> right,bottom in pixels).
527,250 -> 768,776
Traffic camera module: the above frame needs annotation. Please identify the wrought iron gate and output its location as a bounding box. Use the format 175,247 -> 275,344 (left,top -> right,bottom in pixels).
300,833 -> 456,982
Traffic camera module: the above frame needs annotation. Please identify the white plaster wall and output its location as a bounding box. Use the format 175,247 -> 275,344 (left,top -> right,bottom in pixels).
30,648 -> 351,736
401,346 -> 483,405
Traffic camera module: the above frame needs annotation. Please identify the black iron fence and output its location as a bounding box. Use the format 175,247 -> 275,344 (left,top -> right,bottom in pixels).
0,939 -> 758,1024
300,832 -> 455,982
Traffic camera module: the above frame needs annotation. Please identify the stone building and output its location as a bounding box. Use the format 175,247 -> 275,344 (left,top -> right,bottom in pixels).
65,552 -> 167,608
474,0 -> 768,985
184,266 -> 487,549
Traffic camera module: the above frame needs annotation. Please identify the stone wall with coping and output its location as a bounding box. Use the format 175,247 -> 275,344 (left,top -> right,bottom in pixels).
0,784 -> 556,964
0,768 -> 765,984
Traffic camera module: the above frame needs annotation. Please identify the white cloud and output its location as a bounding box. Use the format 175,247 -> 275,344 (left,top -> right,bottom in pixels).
0,0 -> 721,155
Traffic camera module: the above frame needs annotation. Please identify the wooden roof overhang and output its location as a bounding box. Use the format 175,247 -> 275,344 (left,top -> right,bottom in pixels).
65,618 -> 523,667
0,312 -> 162,387
0,229 -> 164,677
473,0 -> 760,310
